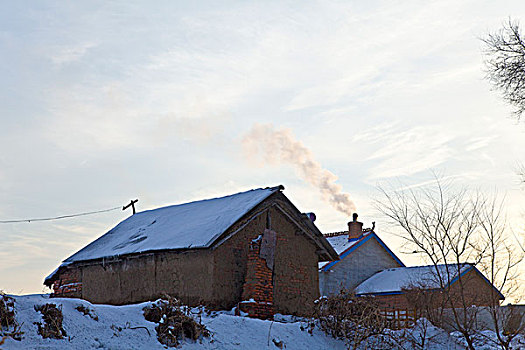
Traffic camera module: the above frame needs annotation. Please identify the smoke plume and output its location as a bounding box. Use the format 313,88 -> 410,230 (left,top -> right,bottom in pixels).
242,123 -> 356,216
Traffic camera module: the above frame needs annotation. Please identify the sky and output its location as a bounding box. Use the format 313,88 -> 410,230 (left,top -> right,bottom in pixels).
1,1 -> 524,297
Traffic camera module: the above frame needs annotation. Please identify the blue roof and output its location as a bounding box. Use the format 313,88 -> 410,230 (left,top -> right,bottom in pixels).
319,231 -> 404,272
355,263 -> 505,300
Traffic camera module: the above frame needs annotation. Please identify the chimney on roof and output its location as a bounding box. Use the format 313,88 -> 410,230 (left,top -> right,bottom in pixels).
305,212 -> 316,222
348,213 -> 363,241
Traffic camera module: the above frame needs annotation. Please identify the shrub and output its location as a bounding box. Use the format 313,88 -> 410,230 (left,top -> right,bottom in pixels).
312,290 -> 388,350
0,293 -> 22,341
34,303 -> 67,339
143,296 -> 210,347
75,305 -> 98,321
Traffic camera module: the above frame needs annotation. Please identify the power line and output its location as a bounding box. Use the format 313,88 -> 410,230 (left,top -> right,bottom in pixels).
0,206 -> 122,224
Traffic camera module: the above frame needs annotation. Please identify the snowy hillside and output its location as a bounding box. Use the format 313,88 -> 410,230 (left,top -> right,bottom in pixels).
1,295 -> 345,350
1,295 -> 524,349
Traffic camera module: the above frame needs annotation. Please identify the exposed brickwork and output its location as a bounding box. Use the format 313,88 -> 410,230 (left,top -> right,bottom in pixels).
239,233 -> 275,319
212,199 -> 321,316
51,268 -> 82,298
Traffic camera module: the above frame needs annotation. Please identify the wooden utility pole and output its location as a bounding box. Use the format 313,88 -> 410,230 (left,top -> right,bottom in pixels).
123,199 -> 139,215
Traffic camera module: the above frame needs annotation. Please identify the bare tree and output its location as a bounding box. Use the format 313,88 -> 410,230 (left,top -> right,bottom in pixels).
483,18 -> 525,120
377,178 -> 524,350
312,289 -> 389,350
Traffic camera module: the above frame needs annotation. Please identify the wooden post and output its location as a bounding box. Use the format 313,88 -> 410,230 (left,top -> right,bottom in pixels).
123,199 -> 138,215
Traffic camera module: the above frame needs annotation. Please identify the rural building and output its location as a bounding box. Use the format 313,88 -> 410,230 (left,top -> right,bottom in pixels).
354,263 -> 505,309
320,214 -> 504,328
44,186 -> 338,318
319,213 -> 404,296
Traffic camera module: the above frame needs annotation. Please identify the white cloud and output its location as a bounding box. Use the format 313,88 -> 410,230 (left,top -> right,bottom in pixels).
49,42 -> 97,65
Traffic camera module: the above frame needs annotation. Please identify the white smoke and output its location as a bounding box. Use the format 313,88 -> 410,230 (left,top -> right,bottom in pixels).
242,123 -> 356,216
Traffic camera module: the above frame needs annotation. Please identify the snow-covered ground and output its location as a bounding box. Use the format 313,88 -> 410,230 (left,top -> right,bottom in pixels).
1,294 -> 345,349
1,295 -> 524,349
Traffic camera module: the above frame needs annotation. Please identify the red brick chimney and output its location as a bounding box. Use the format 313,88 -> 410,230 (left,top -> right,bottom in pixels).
348,213 -> 363,241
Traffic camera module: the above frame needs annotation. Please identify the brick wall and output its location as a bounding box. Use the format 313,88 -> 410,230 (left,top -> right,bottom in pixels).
51,268 -> 82,298
238,233 -> 275,319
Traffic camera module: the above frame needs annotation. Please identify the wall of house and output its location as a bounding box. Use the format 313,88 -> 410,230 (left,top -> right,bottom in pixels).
211,201 -> 320,316
53,249 -> 215,306
50,268 -> 82,298
319,237 -> 401,296
272,205 -> 319,316
447,269 -> 501,307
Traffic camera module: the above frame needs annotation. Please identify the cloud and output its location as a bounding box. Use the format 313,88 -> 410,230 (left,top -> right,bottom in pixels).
465,135 -> 498,152
49,42 -> 97,65
355,123 -> 455,180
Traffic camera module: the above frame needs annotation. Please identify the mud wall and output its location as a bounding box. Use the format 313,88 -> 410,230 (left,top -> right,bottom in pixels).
211,197 -> 320,316
71,249 -> 214,305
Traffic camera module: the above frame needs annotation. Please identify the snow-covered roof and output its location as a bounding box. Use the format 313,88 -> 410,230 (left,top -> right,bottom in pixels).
62,186 -> 282,265
324,231 -> 372,255
355,264 -> 473,295
319,231 -> 404,270
317,232 -> 369,269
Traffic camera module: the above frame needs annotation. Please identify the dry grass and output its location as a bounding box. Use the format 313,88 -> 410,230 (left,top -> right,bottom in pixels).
0,293 -> 22,341
311,289 -> 388,349
143,296 -> 210,347
34,303 -> 67,339
75,305 -> 98,321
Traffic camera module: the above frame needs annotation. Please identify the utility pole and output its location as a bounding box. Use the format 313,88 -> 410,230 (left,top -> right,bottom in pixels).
123,199 -> 138,215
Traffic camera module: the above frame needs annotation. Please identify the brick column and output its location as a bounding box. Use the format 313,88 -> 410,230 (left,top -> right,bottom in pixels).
239,230 -> 275,319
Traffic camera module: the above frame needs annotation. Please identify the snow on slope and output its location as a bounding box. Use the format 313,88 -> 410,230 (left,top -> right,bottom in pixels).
63,187 -> 280,264
355,264 -> 471,295
2,294 -> 345,350
3,295 -> 522,350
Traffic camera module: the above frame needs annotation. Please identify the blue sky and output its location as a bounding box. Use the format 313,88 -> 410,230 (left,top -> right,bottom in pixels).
1,1 -> 524,295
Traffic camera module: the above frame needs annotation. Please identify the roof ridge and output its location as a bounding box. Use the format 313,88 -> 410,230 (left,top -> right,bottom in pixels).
323,228 -> 373,238
136,185 -> 284,215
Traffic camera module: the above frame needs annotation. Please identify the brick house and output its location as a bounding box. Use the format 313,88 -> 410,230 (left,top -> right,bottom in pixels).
354,263 -> 505,310
320,214 -> 504,327
44,186 -> 338,318
319,213 -> 404,296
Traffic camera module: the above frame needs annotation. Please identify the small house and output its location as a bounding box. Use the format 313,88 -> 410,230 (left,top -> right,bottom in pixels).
355,263 -> 505,310
319,213 -> 404,296
44,186 -> 338,318
320,214 -> 505,328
